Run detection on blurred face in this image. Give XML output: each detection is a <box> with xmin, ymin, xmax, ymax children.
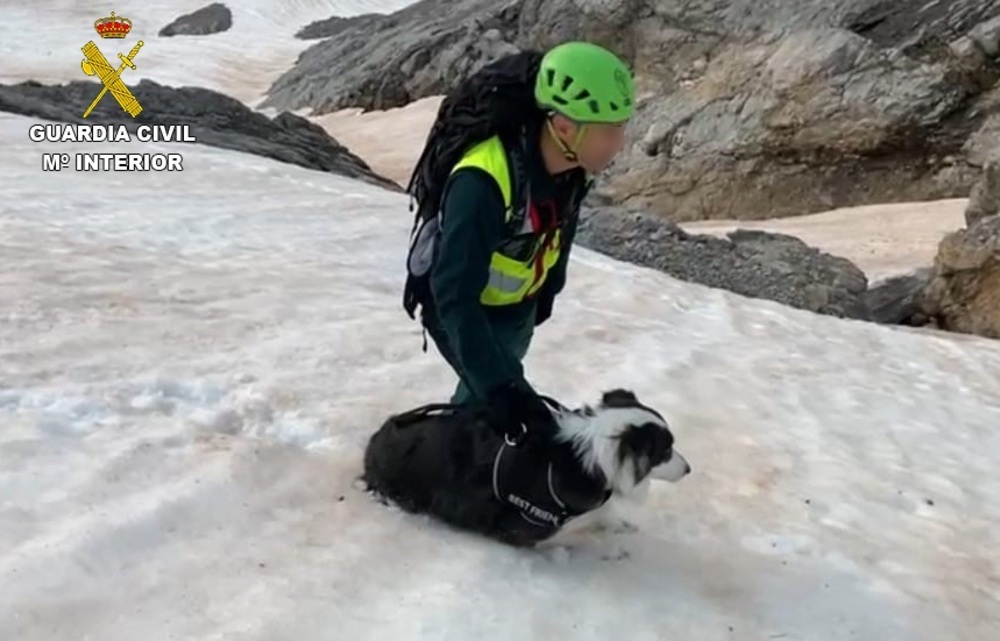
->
<box><xmin>550</xmin><ymin>114</ymin><xmax>628</xmax><ymax>174</ymax></box>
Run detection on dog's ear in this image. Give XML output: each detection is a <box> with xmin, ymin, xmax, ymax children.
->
<box><xmin>601</xmin><ymin>389</ymin><xmax>638</xmax><ymax>408</ymax></box>
<box><xmin>617</xmin><ymin>423</ymin><xmax>674</xmax><ymax>473</ymax></box>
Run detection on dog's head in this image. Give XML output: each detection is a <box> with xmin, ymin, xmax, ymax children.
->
<box><xmin>557</xmin><ymin>389</ymin><xmax>691</xmax><ymax>495</ymax></box>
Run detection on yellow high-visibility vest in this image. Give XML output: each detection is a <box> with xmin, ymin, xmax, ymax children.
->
<box><xmin>450</xmin><ymin>135</ymin><xmax>562</xmax><ymax>306</ymax></box>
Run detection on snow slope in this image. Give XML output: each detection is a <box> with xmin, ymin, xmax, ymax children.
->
<box><xmin>2</xmin><ymin>107</ymin><xmax>1000</xmax><ymax>640</ymax></box>
<box><xmin>0</xmin><ymin>0</ymin><xmax>416</xmax><ymax>104</ymax></box>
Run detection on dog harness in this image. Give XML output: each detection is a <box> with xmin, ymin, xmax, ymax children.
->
<box><xmin>388</xmin><ymin>399</ymin><xmax>611</xmax><ymax>536</ymax></box>
<box><xmin>491</xmin><ymin>394</ymin><xmax>612</xmax><ymax>534</ymax></box>
<box><xmin>491</xmin><ymin>439</ymin><xmax>611</xmax><ymax>533</ymax></box>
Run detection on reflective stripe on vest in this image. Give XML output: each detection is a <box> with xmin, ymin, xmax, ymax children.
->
<box><xmin>450</xmin><ymin>136</ymin><xmax>563</xmax><ymax>306</ymax></box>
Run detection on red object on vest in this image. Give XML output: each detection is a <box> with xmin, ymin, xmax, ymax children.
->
<box><xmin>527</xmin><ymin>199</ymin><xmax>558</xmax><ymax>293</ymax></box>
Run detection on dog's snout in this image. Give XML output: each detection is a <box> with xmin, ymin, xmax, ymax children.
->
<box><xmin>654</xmin><ymin>450</ymin><xmax>691</xmax><ymax>483</ymax></box>
<box><xmin>674</xmin><ymin>452</ymin><xmax>691</xmax><ymax>476</ymax></box>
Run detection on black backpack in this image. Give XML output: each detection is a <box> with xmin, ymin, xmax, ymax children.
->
<box><xmin>402</xmin><ymin>50</ymin><xmax>545</xmax><ymax>321</ymax></box>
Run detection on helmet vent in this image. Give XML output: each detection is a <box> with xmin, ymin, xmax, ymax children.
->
<box><xmin>545</xmin><ymin>68</ymin><xmax>556</xmax><ymax>87</ymax></box>
<box><xmin>573</xmin><ymin>89</ymin><xmax>591</xmax><ymax>100</ymax></box>
<box><xmin>609</xmin><ymin>101</ymin><xmax>619</xmax><ymax>111</ymax></box>
<box><xmin>560</xmin><ymin>75</ymin><xmax>574</xmax><ymax>92</ymax></box>
<box><xmin>551</xmin><ymin>95</ymin><xmax>569</xmax><ymax>106</ymax></box>
<box><xmin>588</xmin><ymin>99</ymin><xmax>600</xmax><ymax>114</ymax></box>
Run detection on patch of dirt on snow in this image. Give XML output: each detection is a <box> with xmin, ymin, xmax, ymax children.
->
<box><xmin>682</xmin><ymin>200</ymin><xmax>968</xmax><ymax>282</ymax></box>
<box><xmin>310</xmin><ymin>96</ymin><xmax>442</xmax><ymax>186</ymax></box>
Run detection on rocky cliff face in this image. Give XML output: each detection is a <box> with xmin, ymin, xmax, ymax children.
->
<box><xmin>262</xmin><ymin>0</ymin><xmax>1000</xmax><ymax>221</ymax></box>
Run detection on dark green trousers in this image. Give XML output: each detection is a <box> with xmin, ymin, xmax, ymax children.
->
<box><xmin>422</xmin><ymin>304</ymin><xmax>536</xmax><ymax>405</ymax></box>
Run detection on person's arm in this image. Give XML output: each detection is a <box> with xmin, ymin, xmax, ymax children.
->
<box><xmin>430</xmin><ymin>168</ymin><xmax>532</xmax><ymax>399</ymax></box>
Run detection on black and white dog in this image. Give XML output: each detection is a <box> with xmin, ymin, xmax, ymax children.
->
<box><xmin>362</xmin><ymin>389</ymin><xmax>690</xmax><ymax>547</ymax></box>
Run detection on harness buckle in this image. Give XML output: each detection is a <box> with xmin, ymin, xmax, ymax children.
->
<box><xmin>504</xmin><ymin>422</ymin><xmax>528</xmax><ymax>447</ymax></box>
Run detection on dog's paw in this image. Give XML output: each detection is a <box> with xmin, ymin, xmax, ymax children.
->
<box><xmin>591</xmin><ymin>518</ymin><xmax>639</xmax><ymax>535</ymax></box>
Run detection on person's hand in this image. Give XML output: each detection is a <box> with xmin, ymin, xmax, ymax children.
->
<box><xmin>484</xmin><ymin>382</ymin><xmax>559</xmax><ymax>444</ymax></box>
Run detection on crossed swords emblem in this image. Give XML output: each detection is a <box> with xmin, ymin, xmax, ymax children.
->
<box><xmin>80</xmin><ymin>40</ymin><xmax>144</xmax><ymax>118</ymax></box>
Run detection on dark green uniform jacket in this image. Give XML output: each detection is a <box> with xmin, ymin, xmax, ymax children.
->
<box><xmin>422</xmin><ymin>125</ymin><xmax>587</xmax><ymax>404</ymax></box>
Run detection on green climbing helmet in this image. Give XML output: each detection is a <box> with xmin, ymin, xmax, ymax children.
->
<box><xmin>534</xmin><ymin>41</ymin><xmax>635</xmax><ymax>124</ymax></box>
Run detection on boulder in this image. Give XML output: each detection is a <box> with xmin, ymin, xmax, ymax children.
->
<box><xmin>0</xmin><ymin>80</ymin><xmax>399</xmax><ymax>191</ymax></box>
<box><xmin>159</xmin><ymin>3</ymin><xmax>233</xmax><ymax>37</ymax></box>
<box><xmin>863</xmin><ymin>269</ymin><xmax>936</xmax><ymax>326</ymax></box>
<box><xmin>575</xmin><ymin>206</ymin><xmax>870</xmax><ymax>320</ymax></box>
<box><xmin>965</xmin><ymin>160</ymin><xmax>1000</xmax><ymax>226</ymax></box>
<box><xmin>296</xmin><ymin>13</ymin><xmax>390</xmax><ymax>40</ymax></box>
<box><xmin>263</xmin><ymin>0</ymin><xmax>1000</xmax><ymax>221</ymax></box>
<box><xmin>920</xmin><ymin>215</ymin><xmax>1000</xmax><ymax>338</ymax></box>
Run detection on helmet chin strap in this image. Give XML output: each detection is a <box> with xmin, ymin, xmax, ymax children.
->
<box><xmin>545</xmin><ymin>118</ymin><xmax>588</xmax><ymax>163</ymax></box>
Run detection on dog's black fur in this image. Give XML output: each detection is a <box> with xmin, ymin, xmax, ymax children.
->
<box><xmin>362</xmin><ymin>389</ymin><xmax>689</xmax><ymax>547</ymax></box>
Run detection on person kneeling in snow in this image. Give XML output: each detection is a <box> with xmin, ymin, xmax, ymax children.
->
<box><xmin>402</xmin><ymin>42</ymin><xmax>636</xmax><ymax>443</ymax></box>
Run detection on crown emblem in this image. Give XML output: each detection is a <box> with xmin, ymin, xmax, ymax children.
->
<box><xmin>94</xmin><ymin>11</ymin><xmax>132</xmax><ymax>39</ymax></box>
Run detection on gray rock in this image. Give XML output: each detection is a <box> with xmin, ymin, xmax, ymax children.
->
<box><xmin>920</xmin><ymin>214</ymin><xmax>1000</xmax><ymax>338</ymax></box>
<box><xmin>262</xmin><ymin>0</ymin><xmax>634</xmax><ymax>114</ymax></box>
<box><xmin>610</xmin><ymin>25</ymin><xmax>974</xmax><ymax>220</ymax></box>
<box><xmin>159</xmin><ymin>3</ymin><xmax>232</xmax><ymax>37</ymax></box>
<box><xmin>969</xmin><ymin>15</ymin><xmax>1000</xmax><ymax>57</ymax></box>
<box><xmin>263</xmin><ymin>0</ymin><xmax>1000</xmax><ymax>221</ymax></box>
<box><xmin>965</xmin><ymin>160</ymin><xmax>1000</xmax><ymax>226</ymax></box>
<box><xmin>575</xmin><ymin>206</ymin><xmax>870</xmax><ymax>320</ymax></box>
<box><xmin>961</xmin><ymin>74</ymin><xmax>1000</xmax><ymax>165</ymax></box>
<box><xmin>863</xmin><ymin>268</ymin><xmax>935</xmax><ymax>325</ymax></box>
<box><xmin>296</xmin><ymin>13</ymin><xmax>390</xmax><ymax>40</ymax></box>
<box><xmin>844</xmin><ymin>0</ymin><xmax>1000</xmax><ymax>58</ymax></box>
<box><xmin>0</xmin><ymin>80</ymin><xmax>399</xmax><ymax>191</ymax></box>
<box><xmin>280</xmin><ymin>0</ymin><xmax>544</xmax><ymax>113</ymax></box>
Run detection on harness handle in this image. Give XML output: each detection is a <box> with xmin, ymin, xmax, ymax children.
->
<box><xmin>504</xmin><ymin>394</ymin><xmax>568</xmax><ymax>447</ymax></box>
<box><xmin>391</xmin><ymin>394</ymin><xmax>568</xmax><ymax>435</ymax></box>
<box><xmin>389</xmin><ymin>402</ymin><xmax>464</xmax><ymax>429</ymax></box>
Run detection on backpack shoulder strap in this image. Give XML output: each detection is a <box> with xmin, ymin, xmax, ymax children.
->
<box><xmin>503</xmin><ymin>128</ymin><xmax>530</xmax><ymax>232</ymax></box>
